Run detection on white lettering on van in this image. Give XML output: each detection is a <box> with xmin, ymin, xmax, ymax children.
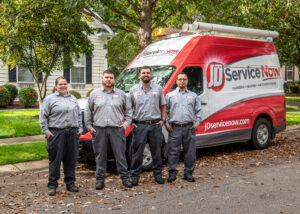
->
<box><xmin>204</xmin><ymin>118</ymin><xmax>250</xmax><ymax>132</ymax></box>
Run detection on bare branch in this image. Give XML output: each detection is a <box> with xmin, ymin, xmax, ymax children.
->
<box><xmin>152</xmin><ymin>0</ymin><xmax>183</xmax><ymax>30</ymax></box>
<box><xmin>83</xmin><ymin>9</ymin><xmax>137</xmax><ymax>33</ymax></box>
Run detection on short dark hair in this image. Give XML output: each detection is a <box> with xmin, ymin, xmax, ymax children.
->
<box><xmin>177</xmin><ymin>72</ymin><xmax>188</xmax><ymax>79</ymax></box>
<box><xmin>103</xmin><ymin>69</ymin><xmax>115</xmax><ymax>76</ymax></box>
<box><xmin>140</xmin><ymin>66</ymin><xmax>152</xmax><ymax>73</ymax></box>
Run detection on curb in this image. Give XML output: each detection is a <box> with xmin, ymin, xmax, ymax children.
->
<box><xmin>0</xmin><ymin>159</ymin><xmax>48</xmax><ymax>177</ymax></box>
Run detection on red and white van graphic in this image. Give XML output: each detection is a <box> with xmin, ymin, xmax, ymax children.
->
<box><xmin>79</xmin><ymin>22</ymin><xmax>286</xmax><ymax>169</ymax></box>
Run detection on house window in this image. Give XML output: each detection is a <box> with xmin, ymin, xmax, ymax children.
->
<box><xmin>18</xmin><ymin>67</ymin><xmax>34</xmax><ymax>83</ymax></box>
<box><xmin>287</xmin><ymin>66</ymin><xmax>293</xmax><ymax>81</ymax></box>
<box><xmin>71</xmin><ymin>54</ymin><xmax>85</xmax><ymax>83</ymax></box>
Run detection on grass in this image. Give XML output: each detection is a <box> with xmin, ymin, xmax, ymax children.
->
<box><xmin>0</xmin><ymin>141</ymin><xmax>47</xmax><ymax>165</ymax></box>
<box><xmin>286</xmin><ymin>113</ymin><xmax>300</xmax><ymax>125</ymax></box>
<box><xmin>0</xmin><ymin>110</ymin><xmax>42</xmax><ymax>139</ymax></box>
<box><xmin>286</xmin><ymin>96</ymin><xmax>300</xmax><ymax>102</ymax></box>
<box><xmin>286</xmin><ymin>105</ymin><xmax>299</xmax><ymax>111</ymax></box>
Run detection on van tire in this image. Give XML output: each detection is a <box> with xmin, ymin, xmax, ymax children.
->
<box><xmin>126</xmin><ymin>138</ymin><xmax>153</xmax><ymax>171</ymax></box>
<box><xmin>249</xmin><ymin>118</ymin><xmax>271</xmax><ymax>149</ymax></box>
<box><xmin>126</xmin><ymin>136</ymin><xmax>166</xmax><ymax>171</ymax></box>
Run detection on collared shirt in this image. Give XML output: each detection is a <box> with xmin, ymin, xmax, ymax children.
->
<box><xmin>84</xmin><ymin>87</ymin><xmax>132</xmax><ymax>130</ymax></box>
<box><xmin>165</xmin><ymin>88</ymin><xmax>202</xmax><ymax>127</ymax></box>
<box><xmin>129</xmin><ymin>82</ymin><xmax>166</xmax><ymax>121</ymax></box>
<box><xmin>39</xmin><ymin>91</ymin><xmax>82</xmax><ymax>135</ymax></box>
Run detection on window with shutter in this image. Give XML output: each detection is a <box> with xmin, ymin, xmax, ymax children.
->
<box><xmin>71</xmin><ymin>54</ymin><xmax>85</xmax><ymax>84</ymax></box>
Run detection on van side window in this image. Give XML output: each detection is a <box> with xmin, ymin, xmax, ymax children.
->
<box><xmin>181</xmin><ymin>67</ymin><xmax>203</xmax><ymax>95</ymax></box>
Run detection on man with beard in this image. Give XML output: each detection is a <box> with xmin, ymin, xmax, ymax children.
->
<box><xmin>85</xmin><ymin>69</ymin><xmax>133</xmax><ymax>190</ymax></box>
<box><xmin>129</xmin><ymin>66</ymin><xmax>166</xmax><ymax>186</ymax></box>
<box><xmin>165</xmin><ymin>72</ymin><xmax>201</xmax><ymax>183</ymax></box>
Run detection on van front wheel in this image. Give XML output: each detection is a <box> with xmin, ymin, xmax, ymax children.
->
<box><xmin>249</xmin><ymin>118</ymin><xmax>271</xmax><ymax>149</ymax></box>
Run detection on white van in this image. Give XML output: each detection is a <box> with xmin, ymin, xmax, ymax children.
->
<box><xmin>79</xmin><ymin>22</ymin><xmax>286</xmax><ymax>170</ymax></box>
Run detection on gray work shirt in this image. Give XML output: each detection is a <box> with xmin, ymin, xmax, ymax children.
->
<box><xmin>84</xmin><ymin>87</ymin><xmax>132</xmax><ymax>130</ymax></box>
<box><xmin>165</xmin><ymin>88</ymin><xmax>202</xmax><ymax>127</ymax></box>
<box><xmin>39</xmin><ymin>91</ymin><xmax>83</xmax><ymax>136</ymax></box>
<box><xmin>129</xmin><ymin>82</ymin><xmax>166</xmax><ymax>121</ymax></box>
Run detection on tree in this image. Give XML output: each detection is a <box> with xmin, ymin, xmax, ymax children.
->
<box><xmin>0</xmin><ymin>0</ymin><xmax>94</xmax><ymax>105</ymax></box>
<box><xmin>85</xmin><ymin>0</ymin><xmax>193</xmax><ymax>50</ymax></box>
<box><xmin>192</xmin><ymin>0</ymin><xmax>300</xmax><ymax>67</ymax></box>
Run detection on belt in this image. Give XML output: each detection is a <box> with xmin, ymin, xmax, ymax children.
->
<box><xmin>134</xmin><ymin>119</ymin><xmax>161</xmax><ymax>125</ymax></box>
<box><xmin>170</xmin><ymin>122</ymin><xmax>193</xmax><ymax>127</ymax></box>
<box><xmin>49</xmin><ymin>127</ymin><xmax>77</xmax><ymax>131</ymax></box>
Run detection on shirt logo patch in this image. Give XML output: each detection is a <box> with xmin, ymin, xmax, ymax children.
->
<box><xmin>135</xmin><ymin>92</ymin><xmax>142</xmax><ymax>98</ymax></box>
<box><xmin>171</xmin><ymin>95</ymin><xmax>178</xmax><ymax>99</ymax></box>
<box><xmin>69</xmin><ymin>98</ymin><xmax>76</xmax><ymax>102</ymax></box>
<box><xmin>113</xmin><ymin>94</ymin><xmax>119</xmax><ymax>98</ymax></box>
<box><xmin>187</xmin><ymin>95</ymin><xmax>194</xmax><ymax>99</ymax></box>
<box><xmin>151</xmin><ymin>91</ymin><xmax>158</xmax><ymax>97</ymax></box>
<box><xmin>97</xmin><ymin>95</ymin><xmax>103</xmax><ymax>98</ymax></box>
<box><xmin>55</xmin><ymin>99</ymin><xmax>61</xmax><ymax>102</ymax></box>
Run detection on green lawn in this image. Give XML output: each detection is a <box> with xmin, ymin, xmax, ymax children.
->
<box><xmin>286</xmin><ymin>113</ymin><xmax>300</xmax><ymax>125</ymax></box>
<box><xmin>286</xmin><ymin>96</ymin><xmax>300</xmax><ymax>102</ymax></box>
<box><xmin>0</xmin><ymin>141</ymin><xmax>47</xmax><ymax>165</ymax></box>
<box><xmin>286</xmin><ymin>105</ymin><xmax>299</xmax><ymax>110</ymax></box>
<box><xmin>0</xmin><ymin>110</ymin><xmax>42</xmax><ymax>138</ymax></box>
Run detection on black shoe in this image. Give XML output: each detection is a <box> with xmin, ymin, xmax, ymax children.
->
<box><xmin>131</xmin><ymin>177</ymin><xmax>139</xmax><ymax>186</ymax></box>
<box><xmin>155</xmin><ymin>175</ymin><xmax>165</xmax><ymax>184</ymax></box>
<box><xmin>122</xmin><ymin>179</ymin><xmax>133</xmax><ymax>188</ymax></box>
<box><xmin>167</xmin><ymin>174</ymin><xmax>177</xmax><ymax>183</ymax></box>
<box><xmin>67</xmin><ymin>184</ymin><xmax>79</xmax><ymax>192</ymax></box>
<box><xmin>48</xmin><ymin>188</ymin><xmax>56</xmax><ymax>196</ymax></box>
<box><xmin>183</xmin><ymin>174</ymin><xmax>195</xmax><ymax>182</ymax></box>
<box><xmin>95</xmin><ymin>180</ymin><xmax>105</xmax><ymax>190</ymax></box>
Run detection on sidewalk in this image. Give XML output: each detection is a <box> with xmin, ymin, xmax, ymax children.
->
<box><xmin>0</xmin><ymin>135</ymin><xmax>48</xmax><ymax>176</ymax></box>
<box><xmin>0</xmin><ymin>135</ymin><xmax>45</xmax><ymax>146</ymax></box>
<box><xmin>0</xmin><ymin>159</ymin><xmax>48</xmax><ymax>177</ymax></box>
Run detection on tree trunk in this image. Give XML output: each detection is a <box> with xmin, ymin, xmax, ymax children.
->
<box><xmin>138</xmin><ymin>0</ymin><xmax>153</xmax><ymax>49</ymax></box>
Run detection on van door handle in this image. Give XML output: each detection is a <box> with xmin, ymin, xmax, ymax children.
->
<box><xmin>201</xmin><ymin>102</ymin><xmax>207</xmax><ymax>105</ymax></box>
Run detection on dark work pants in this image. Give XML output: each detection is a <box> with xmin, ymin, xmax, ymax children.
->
<box><xmin>93</xmin><ymin>127</ymin><xmax>130</xmax><ymax>181</ymax></box>
<box><xmin>167</xmin><ymin>124</ymin><xmax>196</xmax><ymax>176</ymax></box>
<box><xmin>131</xmin><ymin>123</ymin><xmax>163</xmax><ymax>178</ymax></box>
<box><xmin>46</xmin><ymin>128</ymin><xmax>79</xmax><ymax>189</ymax></box>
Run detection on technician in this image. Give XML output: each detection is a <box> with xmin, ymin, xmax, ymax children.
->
<box><xmin>39</xmin><ymin>76</ymin><xmax>82</xmax><ymax>196</ymax></box>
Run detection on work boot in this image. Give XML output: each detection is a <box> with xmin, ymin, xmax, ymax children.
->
<box><xmin>131</xmin><ymin>177</ymin><xmax>139</xmax><ymax>186</ymax></box>
<box><xmin>183</xmin><ymin>173</ymin><xmax>195</xmax><ymax>182</ymax></box>
<box><xmin>95</xmin><ymin>180</ymin><xmax>105</xmax><ymax>190</ymax></box>
<box><xmin>67</xmin><ymin>184</ymin><xmax>79</xmax><ymax>192</ymax></box>
<box><xmin>48</xmin><ymin>188</ymin><xmax>56</xmax><ymax>196</ymax></box>
<box><xmin>167</xmin><ymin>174</ymin><xmax>177</xmax><ymax>183</ymax></box>
<box><xmin>154</xmin><ymin>175</ymin><xmax>165</xmax><ymax>184</ymax></box>
<box><xmin>122</xmin><ymin>179</ymin><xmax>133</xmax><ymax>188</ymax></box>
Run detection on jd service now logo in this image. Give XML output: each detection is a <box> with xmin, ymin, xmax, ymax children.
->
<box><xmin>207</xmin><ymin>62</ymin><xmax>281</xmax><ymax>91</ymax></box>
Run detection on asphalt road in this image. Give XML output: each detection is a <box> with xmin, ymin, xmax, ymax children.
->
<box><xmin>66</xmin><ymin>157</ymin><xmax>298</xmax><ymax>214</ymax></box>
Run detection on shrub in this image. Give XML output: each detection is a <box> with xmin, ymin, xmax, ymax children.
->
<box><xmin>86</xmin><ymin>89</ymin><xmax>94</xmax><ymax>97</ymax></box>
<box><xmin>69</xmin><ymin>90</ymin><xmax>81</xmax><ymax>99</ymax></box>
<box><xmin>3</xmin><ymin>84</ymin><xmax>18</xmax><ymax>104</ymax></box>
<box><xmin>0</xmin><ymin>86</ymin><xmax>10</xmax><ymax>107</ymax></box>
<box><xmin>284</xmin><ymin>81</ymin><xmax>300</xmax><ymax>94</ymax></box>
<box><xmin>18</xmin><ymin>87</ymin><xmax>38</xmax><ymax>108</ymax></box>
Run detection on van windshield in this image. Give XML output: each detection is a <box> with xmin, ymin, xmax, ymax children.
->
<box><xmin>115</xmin><ymin>66</ymin><xmax>176</xmax><ymax>92</ymax></box>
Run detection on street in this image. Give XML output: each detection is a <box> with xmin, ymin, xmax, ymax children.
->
<box><xmin>1</xmin><ymin>125</ymin><xmax>300</xmax><ymax>214</ymax></box>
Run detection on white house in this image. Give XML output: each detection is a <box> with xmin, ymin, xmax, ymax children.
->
<box><xmin>281</xmin><ymin>65</ymin><xmax>300</xmax><ymax>82</ymax></box>
<box><xmin>0</xmin><ymin>14</ymin><xmax>114</xmax><ymax>98</ymax></box>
